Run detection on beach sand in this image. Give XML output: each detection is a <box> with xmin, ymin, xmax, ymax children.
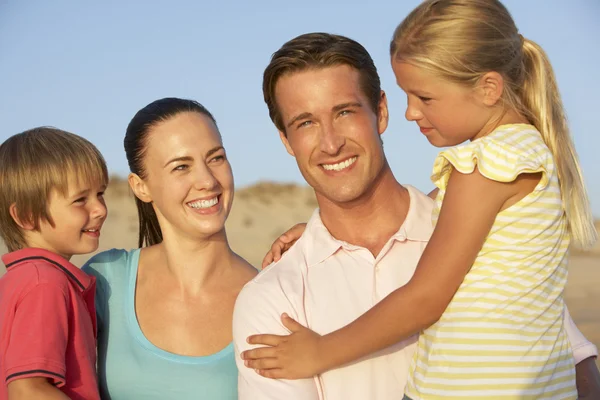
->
<box><xmin>1</xmin><ymin>180</ymin><xmax>598</xmax><ymax>367</ymax></box>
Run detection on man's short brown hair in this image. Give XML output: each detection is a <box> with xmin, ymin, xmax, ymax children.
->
<box><xmin>263</xmin><ymin>32</ymin><xmax>382</xmax><ymax>133</ymax></box>
<box><xmin>0</xmin><ymin>127</ymin><xmax>108</xmax><ymax>251</ymax></box>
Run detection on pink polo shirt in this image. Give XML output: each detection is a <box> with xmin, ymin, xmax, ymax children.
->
<box><xmin>0</xmin><ymin>248</ymin><xmax>99</xmax><ymax>400</ymax></box>
<box><xmin>233</xmin><ymin>185</ymin><xmax>598</xmax><ymax>400</ymax></box>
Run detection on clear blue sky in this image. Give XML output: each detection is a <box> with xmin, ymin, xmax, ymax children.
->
<box><xmin>1</xmin><ymin>0</ymin><xmax>599</xmax><ymax>215</ymax></box>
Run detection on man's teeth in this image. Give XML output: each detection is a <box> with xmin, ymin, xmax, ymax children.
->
<box><xmin>322</xmin><ymin>157</ymin><xmax>357</xmax><ymax>171</ymax></box>
<box><xmin>188</xmin><ymin>197</ymin><xmax>219</xmax><ymax>209</ymax></box>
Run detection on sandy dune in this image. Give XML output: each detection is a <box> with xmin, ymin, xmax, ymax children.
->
<box><xmin>1</xmin><ymin>180</ymin><xmax>598</xmax><ymax>367</ymax></box>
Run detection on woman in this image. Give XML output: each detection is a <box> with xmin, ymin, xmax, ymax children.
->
<box><xmin>84</xmin><ymin>98</ymin><xmax>257</xmax><ymax>399</ymax></box>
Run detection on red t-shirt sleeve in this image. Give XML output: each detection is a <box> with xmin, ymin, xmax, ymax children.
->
<box><xmin>4</xmin><ymin>283</ymin><xmax>69</xmax><ymax>387</ymax></box>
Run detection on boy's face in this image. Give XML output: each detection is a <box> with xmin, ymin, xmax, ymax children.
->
<box><xmin>26</xmin><ymin>178</ymin><xmax>107</xmax><ymax>260</ymax></box>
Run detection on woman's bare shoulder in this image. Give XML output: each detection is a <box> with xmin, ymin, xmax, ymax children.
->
<box><xmin>231</xmin><ymin>253</ymin><xmax>259</xmax><ymax>283</ymax></box>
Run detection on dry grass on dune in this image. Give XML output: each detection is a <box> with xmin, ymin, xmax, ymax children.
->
<box><xmin>0</xmin><ymin>178</ymin><xmax>598</xmax><ymax>367</ymax></box>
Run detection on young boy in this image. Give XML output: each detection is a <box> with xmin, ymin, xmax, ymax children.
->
<box><xmin>0</xmin><ymin>127</ymin><xmax>107</xmax><ymax>400</ymax></box>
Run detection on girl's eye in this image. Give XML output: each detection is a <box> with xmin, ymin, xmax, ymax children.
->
<box><xmin>419</xmin><ymin>96</ymin><xmax>432</xmax><ymax>102</ymax></box>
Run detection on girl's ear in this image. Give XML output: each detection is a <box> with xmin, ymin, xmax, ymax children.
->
<box><xmin>479</xmin><ymin>71</ymin><xmax>504</xmax><ymax>107</ymax></box>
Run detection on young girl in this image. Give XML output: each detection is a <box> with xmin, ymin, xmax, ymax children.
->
<box><xmin>241</xmin><ymin>0</ymin><xmax>597</xmax><ymax>398</ymax></box>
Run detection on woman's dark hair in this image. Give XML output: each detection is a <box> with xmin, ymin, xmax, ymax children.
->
<box><xmin>124</xmin><ymin>97</ymin><xmax>217</xmax><ymax>247</ymax></box>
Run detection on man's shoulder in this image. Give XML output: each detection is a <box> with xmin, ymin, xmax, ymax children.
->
<box><xmin>236</xmin><ymin>239</ymin><xmax>308</xmax><ymax>313</ymax></box>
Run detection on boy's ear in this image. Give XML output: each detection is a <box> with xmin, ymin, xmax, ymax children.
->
<box><xmin>128</xmin><ymin>173</ymin><xmax>152</xmax><ymax>203</ymax></box>
<box><xmin>9</xmin><ymin>203</ymin><xmax>35</xmax><ymax>230</ymax></box>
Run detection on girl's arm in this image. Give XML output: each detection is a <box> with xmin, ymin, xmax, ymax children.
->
<box><xmin>243</xmin><ymin>169</ymin><xmax>523</xmax><ymax>379</ymax></box>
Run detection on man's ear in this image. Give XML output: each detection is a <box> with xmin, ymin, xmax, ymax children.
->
<box><xmin>479</xmin><ymin>71</ymin><xmax>504</xmax><ymax>107</ymax></box>
<box><xmin>279</xmin><ymin>130</ymin><xmax>295</xmax><ymax>157</ymax></box>
<box><xmin>377</xmin><ymin>90</ymin><xmax>390</xmax><ymax>136</ymax></box>
<box><xmin>128</xmin><ymin>173</ymin><xmax>152</xmax><ymax>203</ymax></box>
<box><xmin>9</xmin><ymin>203</ymin><xmax>34</xmax><ymax>230</ymax></box>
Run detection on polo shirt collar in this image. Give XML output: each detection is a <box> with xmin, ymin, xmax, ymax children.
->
<box><xmin>303</xmin><ymin>185</ymin><xmax>434</xmax><ymax>267</ymax></box>
<box><xmin>393</xmin><ymin>185</ymin><xmax>434</xmax><ymax>242</ymax></box>
<box><xmin>2</xmin><ymin>248</ymin><xmax>93</xmax><ymax>292</ymax></box>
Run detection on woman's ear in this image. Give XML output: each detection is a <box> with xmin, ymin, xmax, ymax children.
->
<box><xmin>128</xmin><ymin>173</ymin><xmax>152</xmax><ymax>203</ymax></box>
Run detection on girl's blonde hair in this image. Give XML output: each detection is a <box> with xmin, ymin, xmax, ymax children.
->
<box><xmin>391</xmin><ymin>0</ymin><xmax>597</xmax><ymax>249</ymax></box>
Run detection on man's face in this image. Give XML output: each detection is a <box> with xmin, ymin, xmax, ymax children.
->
<box><xmin>275</xmin><ymin>65</ymin><xmax>389</xmax><ymax>204</ymax></box>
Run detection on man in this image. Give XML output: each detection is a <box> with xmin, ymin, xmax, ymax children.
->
<box><xmin>232</xmin><ymin>32</ymin><xmax>599</xmax><ymax>399</ymax></box>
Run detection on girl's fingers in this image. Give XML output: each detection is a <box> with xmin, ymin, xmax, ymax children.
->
<box><xmin>262</xmin><ymin>253</ymin><xmax>274</xmax><ymax>269</ymax></box>
<box><xmin>281</xmin><ymin>313</ymin><xmax>305</xmax><ymax>332</ymax></box>
<box><xmin>244</xmin><ymin>357</ymin><xmax>281</xmax><ymax>370</ymax></box>
<box><xmin>256</xmin><ymin>368</ymin><xmax>287</xmax><ymax>379</ymax></box>
<box><xmin>242</xmin><ymin>346</ymin><xmax>278</xmax><ymax>360</ymax></box>
<box><xmin>246</xmin><ymin>333</ymin><xmax>287</xmax><ymax>346</ymax></box>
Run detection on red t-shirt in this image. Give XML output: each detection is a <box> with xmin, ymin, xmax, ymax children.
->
<box><xmin>0</xmin><ymin>248</ymin><xmax>99</xmax><ymax>400</ymax></box>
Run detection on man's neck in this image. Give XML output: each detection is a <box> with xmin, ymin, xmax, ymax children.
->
<box><xmin>316</xmin><ymin>166</ymin><xmax>410</xmax><ymax>257</ymax></box>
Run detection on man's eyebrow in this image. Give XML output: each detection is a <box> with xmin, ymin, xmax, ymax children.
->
<box><xmin>332</xmin><ymin>102</ymin><xmax>362</xmax><ymax>113</ymax></box>
<box><xmin>206</xmin><ymin>146</ymin><xmax>224</xmax><ymax>158</ymax></box>
<box><xmin>286</xmin><ymin>112</ymin><xmax>313</xmax><ymax>128</ymax></box>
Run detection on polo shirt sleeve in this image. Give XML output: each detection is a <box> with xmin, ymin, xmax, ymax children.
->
<box><xmin>233</xmin><ymin>281</ymin><xmax>320</xmax><ymax>400</ymax></box>
<box><xmin>4</xmin><ymin>282</ymin><xmax>69</xmax><ymax>387</ymax></box>
<box><xmin>563</xmin><ymin>305</ymin><xmax>598</xmax><ymax>364</ymax></box>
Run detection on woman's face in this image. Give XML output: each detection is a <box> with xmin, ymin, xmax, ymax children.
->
<box><xmin>137</xmin><ymin>111</ymin><xmax>234</xmax><ymax>241</ymax></box>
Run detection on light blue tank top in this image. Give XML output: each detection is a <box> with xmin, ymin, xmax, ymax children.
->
<box><xmin>83</xmin><ymin>249</ymin><xmax>238</xmax><ymax>399</ymax></box>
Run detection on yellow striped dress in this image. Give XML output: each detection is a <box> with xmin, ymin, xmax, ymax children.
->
<box><xmin>405</xmin><ymin>124</ymin><xmax>576</xmax><ymax>399</ymax></box>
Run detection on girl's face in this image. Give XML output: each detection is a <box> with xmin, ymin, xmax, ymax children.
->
<box><xmin>392</xmin><ymin>61</ymin><xmax>494</xmax><ymax>147</ymax></box>
<box><xmin>134</xmin><ymin>112</ymin><xmax>234</xmax><ymax>241</ymax></box>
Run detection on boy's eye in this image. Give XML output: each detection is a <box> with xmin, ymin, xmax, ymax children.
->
<box><xmin>97</xmin><ymin>191</ymin><xmax>105</xmax><ymax>198</ymax></box>
<box><xmin>73</xmin><ymin>197</ymin><xmax>86</xmax><ymax>204</ymax></box>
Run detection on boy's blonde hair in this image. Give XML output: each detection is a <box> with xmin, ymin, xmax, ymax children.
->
<box><xmin>390</xmin><ymin>0</ymin><xmax>597</xmax><ymax>249</ymax></box>
<box><xmin>0</xmin><ymin>127</ymin><xmax>108</xmax><ymax>252</ymax></box>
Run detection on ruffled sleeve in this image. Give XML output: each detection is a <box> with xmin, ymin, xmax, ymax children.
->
<box><xmin>431</xmin><ymin>134</ymin><xmax>552</xmax><ymax>191</ymax></box>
